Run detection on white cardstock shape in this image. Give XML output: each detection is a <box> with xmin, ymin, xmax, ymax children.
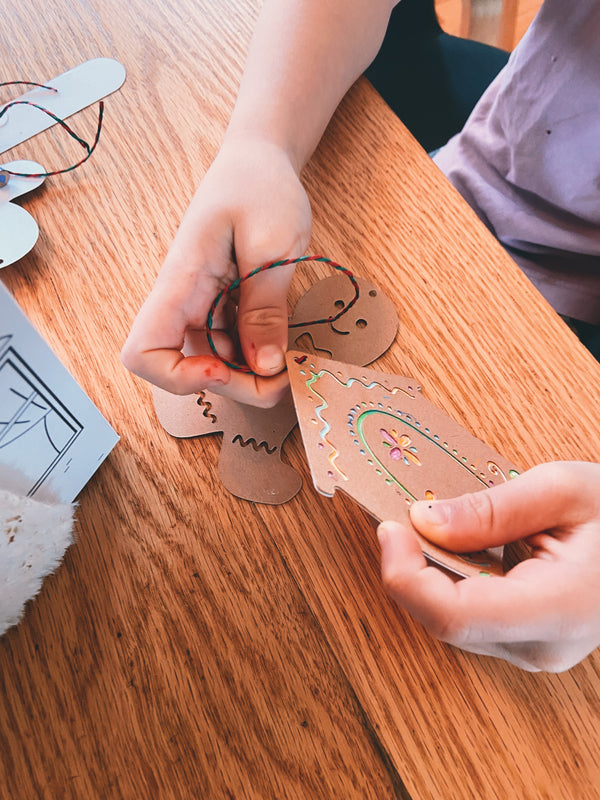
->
<box><xmin>0</xmin><ymin>160</ymin><xmax>45</xmax><ymax>268</ymax></box>
<box><xmin>0</xmin><ymin>58</ymin><xmax>126</xmax><ymax>154</ymax></box>
<box><xmin>0</xmin><ymin>59</ymin><xmax>126</xmax><ymax>266</ymax></box>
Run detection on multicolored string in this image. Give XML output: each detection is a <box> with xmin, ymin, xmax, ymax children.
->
<box><xmin>206</xmin><ymin>255</ymin><xmax>360</xmax><ymax>373</ymax></box>
<box><xmin>0</xmin><ymin>81</ymin><xmax>104</xmax><ymax>180</ymax></box>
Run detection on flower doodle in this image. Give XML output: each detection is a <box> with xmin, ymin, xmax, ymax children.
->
<box><xmin>380</xmin><ymin>428</ymin><xmax>422</xmax><ymax>466</ymax></box>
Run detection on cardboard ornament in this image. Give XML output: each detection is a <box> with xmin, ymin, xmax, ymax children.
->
<box><xmin>286</xmin><ymin>350</ymin><xmax>521</xmax><ymax>578</ymax></box>
<box><xmin>153</xmin><ymin>275</ymin><xmax>399</xmax><ymax>503</ymax></box>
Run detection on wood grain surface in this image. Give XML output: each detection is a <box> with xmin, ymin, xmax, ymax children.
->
<box><xmin>2</xmin><ymin>1</ymin><xmax>600</xmax><ymax>798</ymax></box>
<box><xmin>436</xmin><ymin>0</ymin><xmax>541</xmax><ymax>49</ymax></box>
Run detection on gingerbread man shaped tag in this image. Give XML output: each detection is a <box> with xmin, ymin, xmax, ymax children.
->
<box><xmin>152</xmin><ymin>274</ymin><xmax>399</xmax><ymax>504</ymax></box>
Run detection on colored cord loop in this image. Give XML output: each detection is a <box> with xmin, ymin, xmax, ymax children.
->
<box><xmin>0</xmin><ymin>81</ymin><xmax>104</xmax><ymax>179</ymax></box>
<box><xmin>206</xmin><ymin>255</ymin><xmax>360</xmax><ymax>374</ymax></box>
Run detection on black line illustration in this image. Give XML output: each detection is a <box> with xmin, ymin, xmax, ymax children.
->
<box><xmin>0</xmin><ymin>334</ymin><xmax>84</xmax><ymax>496</ymax></box>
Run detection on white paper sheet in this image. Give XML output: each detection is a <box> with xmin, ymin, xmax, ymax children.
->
<box><xmin>0</xmin><ymin>281</ymin><xmax>119</xmax><ymax>502</ymax></box>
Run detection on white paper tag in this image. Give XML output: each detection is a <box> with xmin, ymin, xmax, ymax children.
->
<box><xmin>0</xmin><ymin>58</ymin><xmax>126</xmax><ymax>154</ymax></box>
<box><xmin>0</xmin><ymin>160</ymin><xmax>45</xmax><ymax>268</ymax></box>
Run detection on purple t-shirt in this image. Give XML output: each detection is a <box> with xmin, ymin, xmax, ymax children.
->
<box><xmin>434</xmin><ymin>0</ymin><xmax>600</xmax><ymax>323</ymax></box>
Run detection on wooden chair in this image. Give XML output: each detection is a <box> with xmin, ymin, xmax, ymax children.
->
<box><xmin>462</xmin><ymin>0</ymin><xmax>518</xmax><ymax>50</ymax></box>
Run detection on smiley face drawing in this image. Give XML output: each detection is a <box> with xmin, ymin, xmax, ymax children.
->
<box><xmin>288</xmin><ymin>274</ymin><xmax>398</xmax><ymax>364</ymax></box>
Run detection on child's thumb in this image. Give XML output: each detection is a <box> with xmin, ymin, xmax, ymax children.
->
<box><xmin>237</xmin><ymin>261</ymin><xmax>296</xmax><ymax>376</ymax></box>
<box><xmin>408</xmin><ymin>462</ymin><xmax>589</xmax><ymax>553</ymax></box>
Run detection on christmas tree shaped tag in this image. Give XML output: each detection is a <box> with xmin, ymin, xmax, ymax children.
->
<box><xmin>287</xmin><ymin>350</ymin><xmax>520</xmax><ymax>578</ymax></box>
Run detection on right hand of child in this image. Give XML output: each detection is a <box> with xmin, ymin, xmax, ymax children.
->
<box><xmin>121</xmin><ymin>135</ymin><xmax>312</xmax><ymax>406</ymax></box>
<box><xmin>378</xmin><ymin>461</ymin><xmax>600</xmax><ymax>672</ymax></box>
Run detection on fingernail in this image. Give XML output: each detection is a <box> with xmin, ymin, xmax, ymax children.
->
<box><xmin>411</xmin><ymin>500</ymin><xmax>449</xmax><ymax>526</ymax></box>
<box><xmin>256</xmin><ymin>345</ymin><xmax>285</xmax><ymax>373</ymax></box>
<box><xmin>377</xmin><ymin>521</ymin><xmax>398</xmax><ymax>546</ymax></box>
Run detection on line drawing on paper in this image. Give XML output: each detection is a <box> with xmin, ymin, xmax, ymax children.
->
<box><xmin>0</xmin><ymin>334</ymin><xmax>83</xmax><ymax>496</ymax></box>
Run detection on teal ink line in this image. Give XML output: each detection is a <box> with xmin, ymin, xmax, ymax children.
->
<box><xmin>355</xmin><ymin>410</ymin><xmax>418</xmax><ymax>501</ymax></box>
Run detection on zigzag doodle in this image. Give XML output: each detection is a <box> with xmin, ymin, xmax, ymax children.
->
<box><xmin>196</xmin><ymin>391</ymin><xmax>217</xmax><ymax>424</ymax></box>
<box><xmin>232</xmin><ymin>434</ymin><xmax>277</xmax><ymax>455</ymax></box>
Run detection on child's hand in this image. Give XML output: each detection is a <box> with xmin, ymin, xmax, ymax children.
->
<box><xmin>121</xmin><ymin>137</ymin><xmax>312</xmax><ymax>407</ymax></box>
<box><xmin>377</xmin><ymin>461</ymin><xmax>600</xmax><ymax>672</ymax></box>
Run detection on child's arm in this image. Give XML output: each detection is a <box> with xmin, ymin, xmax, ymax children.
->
<box><xmin>378</xmin><ymin>461</ymin><xmax>600</xmax><ymax>672</ymax></box>
<box><xmin>121</xmin><ymin>0</ymin><xmax>398</xmax><ymax>404</ymax></box>
<box><xmin>225</xmin><ymin>0</ymin><xmax>398</xmax><ymax>173</ymax></box>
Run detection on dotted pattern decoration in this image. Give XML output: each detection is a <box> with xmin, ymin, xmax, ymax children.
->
<box><xmin>206</xmin><ymin>255</ymin><xmax>360</xmax><ymax>373</ymax></box>
<box><xmin>346</xmin><ymin>402</ymin><xmax>519</xmax><ymax>496</ymax></box>
<box><xmin>296</xmin><ymin>361</ymin><xmax>518</xmax><ymax>576</ymax></box>
<box><xmin>0</xmin><ymin>81</ymin><xmax>104</xmax><ymax>180</ymax></box>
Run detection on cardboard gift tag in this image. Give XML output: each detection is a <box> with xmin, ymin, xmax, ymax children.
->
<box><xmin>287</xmin><ymin>350</ymin><xmax>520</xmax><ymax>578</ymax></box>
<box><xmin>153</xmin><ymin>274</ymin><xmax>400</xmax><ymax>504</ymax></box>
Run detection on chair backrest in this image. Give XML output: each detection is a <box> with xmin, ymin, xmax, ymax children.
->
<box><xmin>364</xmin><ymin>0</ymin><xmax>510</xmax><ymax>151</ymax></box>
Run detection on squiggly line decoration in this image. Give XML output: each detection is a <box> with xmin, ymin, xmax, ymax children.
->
<box><xmin>305</xmin><ymin>372</ymin><xmax>348</xmax><ymax>479</ymax></box>
<box><xmin>232</xmin><ymin>435</ymin><xmax>277</xmax><ymax>454</ymax></box>
<box><xmin>304</xmin><ymin>369</ymin><xmax>415</xmax><ymax>481</ymax></box>
<box><xmin>196</xmin><ymin>392</ymin><xmax>217</xmax><ymax>424</ymax></box>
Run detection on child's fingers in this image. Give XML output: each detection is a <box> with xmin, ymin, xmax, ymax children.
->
<box><xmin>377</xmin><ymin>520</ymin><xmax>592</xmax><ymax>648</ymax></box>
<box><xmin>211</xmin><ymin>368</ymin><xmax>291</xmax><ymax>408</ymax></box>
<box><xmin>237</xmin><ymin>262</ymin><xmax>296</xmax><ymax>376</ymax></box>
<box><xmin>408</xmin><ymin>462</ymin><xmax>600</xmax><ymax>552</ymax></box>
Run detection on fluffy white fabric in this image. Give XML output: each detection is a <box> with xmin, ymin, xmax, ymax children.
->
<box><xmin>0</xmin><ymin>485</ymin><xmax>74</xmax><ymax>636</ymax></box>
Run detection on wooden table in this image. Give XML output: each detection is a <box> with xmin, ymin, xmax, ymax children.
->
<box><xmin>2</xmin><ymin>1</ymin><xmax>600</xmax><ymax>798</ymax></box>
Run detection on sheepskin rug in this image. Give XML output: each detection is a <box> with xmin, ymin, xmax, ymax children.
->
<box><xmin>0</xmin><ymin>485</ymin><xmax>74</xmax><ymax>636</ymax></box>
